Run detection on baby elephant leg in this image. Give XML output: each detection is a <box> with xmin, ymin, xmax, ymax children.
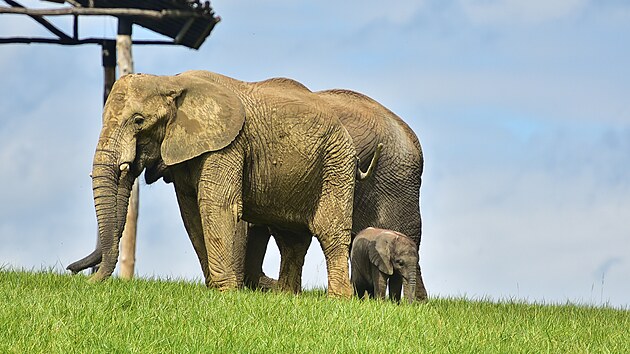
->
<box><xmin>371</xmin><ymin>266</ymin><xmax>388</xmax><ymax>300</ymax></box>
<box><xmin>388</xmin><ymin>273</ymin><xmax>403</xmax><ymax>303</ymax></box>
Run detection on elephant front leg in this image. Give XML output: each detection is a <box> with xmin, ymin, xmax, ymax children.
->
<box><xmin>198</xmin><ymin>201</ymin><xmax>242</xmax><ymax>290</ymax></box>
<box><xmin>196</xmin><ymin>154</ymin><xmax>244</xmax><ymax>291</ymax></box>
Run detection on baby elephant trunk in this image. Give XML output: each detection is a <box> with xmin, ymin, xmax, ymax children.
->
<box><xmin>403</xmin><ymin>269</ymin><xmax>417</xmax><ymax>304</ymax></box>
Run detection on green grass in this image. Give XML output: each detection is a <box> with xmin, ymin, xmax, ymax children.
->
<box><xmin>0</xmin><ymin>269</ymin><xmax>628</xmax><ymax>353</ymax></box>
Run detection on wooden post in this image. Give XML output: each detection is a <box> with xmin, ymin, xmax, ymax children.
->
<box><xmin>117</xmin><ymin>18</ymin><xmax>138</xmax><ymax>280</ymax></box>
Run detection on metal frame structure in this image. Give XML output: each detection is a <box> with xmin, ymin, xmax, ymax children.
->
<box><xmin>0</xmin><ymin>0</ymin><xmax>219</xmax><ymax>48</ymax></box>
<box><xmin>1</xmin><ymin>0</ymin><xmax>220</xmax><ymax>278</ymax></box>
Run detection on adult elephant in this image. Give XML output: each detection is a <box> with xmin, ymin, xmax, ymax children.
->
<box><xmin>67</xmin><ymin>70</ymin><xmax>366</xmax><ymax>297</ymax></box>
<box><xmin>243</xmin><ymin>82</ymin><xmax>428</xmax><ymax>301</ymax></box>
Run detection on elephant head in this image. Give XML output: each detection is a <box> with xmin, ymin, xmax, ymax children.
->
<box><xmin>67</xmin><ymin>72</ymin><xmax>246</xmax><ymax>281</ymax></box>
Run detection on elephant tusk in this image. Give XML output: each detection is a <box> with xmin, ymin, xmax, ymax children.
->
<box><xmin>119</xmin><ymin>163</ymin><xmax>130</xmax><ymax>172</ymax></box>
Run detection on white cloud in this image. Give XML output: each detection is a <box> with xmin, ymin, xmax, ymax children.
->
<box><xmin>458</xmin><ymin>0</ymin><xmax>589</xmax><ymax>26</ymax></box>
<box><xmin>421</xmin><ymin>155</ymin><xmax>630</xmax><ymax>307</ymax></box>
<box><xmin>331</xmin><ymin>0</ymin><xmax>426</xmax><ymax>27</ymax></box>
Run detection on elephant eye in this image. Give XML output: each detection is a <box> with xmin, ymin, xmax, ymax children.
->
<box><xmin>133</xmin><ymin>115</ymin><xmax>145</xmax><ymax>125</ymax></box>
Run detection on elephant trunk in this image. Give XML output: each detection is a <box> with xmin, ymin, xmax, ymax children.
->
<box><xmin>403</xmin><ymin>269</ymin><xmax>417</xmax><ymax>304</ymax></box>
<box><xmin>68</xmin><ymin>130</ymin><xmax>135</xmax><ymax>281</ymax></box>
<box><xmin>90</xmin><ymin>147</ymin><xmax>135</xmax><ymax>282</ymax></box>
<box><xmin>66</xmin><ymin>248</ymin><xmax>101</xmax><ymax>274</ymax></box>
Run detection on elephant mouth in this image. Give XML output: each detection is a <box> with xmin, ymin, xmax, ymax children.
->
<box><xmin>144</xmin><ymin>159</ymin><xmax>171</xmax><ymax>184</ymax></box>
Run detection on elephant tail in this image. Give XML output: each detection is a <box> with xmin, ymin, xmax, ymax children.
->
<box><xmin>356</xmin><ymin>143</ymin><xmax>383</xmax><ymax>181</ymax></box>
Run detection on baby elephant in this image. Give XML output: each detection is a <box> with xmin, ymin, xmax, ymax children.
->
<box><xmin>351</xmin><ymin>227</ymin><xmax>419</xmax><ymax>303</ymax></box>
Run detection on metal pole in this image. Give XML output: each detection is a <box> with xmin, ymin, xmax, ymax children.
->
<box><xmin>102</xmin><ymin>40</ymin><xmax>116</xmax><ymax>106</ymax></box>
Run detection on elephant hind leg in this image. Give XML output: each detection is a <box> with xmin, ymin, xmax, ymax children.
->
<box><xmin>244</xmin><ymin>224</ymin><xmax>274</xmax><ymax>290</ymax></box>
<box><xmin>312</xmin><ymin>228</ymin><xmax>353</xmax><ymax>298</ymax></box>
<box><xmin>258</xmin><ymin>274</ymin><xmax>278</xmax><ymax>291</ymax></box>
<box><xmin>174</xmin><ymin>179</ymin><xmax>210</xmax><ymax>282</ymax></box>
<box><xmin>415</xmin><ymin>264</ymin><xmax>428</xmax><ymax>301</ymax></box>
<box><xmin>274</xmin><ymin>229</ymin><xmax>311</xmax><ymax>294</ymax></box>
<box><xmin>198</xmin><ymin>201</ymin><xmax>242</xmax><ymax>290</ymax></box>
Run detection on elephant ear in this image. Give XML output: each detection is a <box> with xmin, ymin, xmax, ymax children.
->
<box><xmin>368</xmin><ymin>237</ymin><xmax>394</xmax><ymax>275</ymax></box>
<box><xmin>161</xmin><ymin>79</ymin><xmax>246</xmax><ymax>166</ymax></box>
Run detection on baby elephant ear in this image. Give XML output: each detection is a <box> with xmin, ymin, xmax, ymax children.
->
<box><xmin>161</xmin><ymin>79</ymin><xmax>246</xmax><ymax>166</ymax></box>
<box><xmin>369</xmin><ymin>237</ymin><xmax>394</xmax><ymax>275</ymax></box>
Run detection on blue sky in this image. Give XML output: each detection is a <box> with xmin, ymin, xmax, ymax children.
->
<box><xmin>1</xmin><ymin>0</ymin><xmax>629</xmax><ymax>307</ymax></box>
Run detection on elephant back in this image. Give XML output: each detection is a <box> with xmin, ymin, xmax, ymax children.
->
<box><xmin>316</xmin><ymin>89</ymin><xmax>423</xmax><ymax>244</ymax></box>
<box><xmin>316</xmin><ymin>89</ymin><xmax>422</xmax><ymax>169</ymax></box>
<box><xmin>253</xmin><ymin>77</ymin><xmax>312</xmax><ymax>93</ymax></box>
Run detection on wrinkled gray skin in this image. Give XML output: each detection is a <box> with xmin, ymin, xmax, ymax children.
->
<box><xmin>350</xmin><ymin>227</ymin><xmax>419</xmax><ymax>304</ymax></box>
<box><xmin>243</xmin><ymin>81</ymin><xmax>427</xmax><ymax>301</ymax></box>
<box><xmin>67</xmin><ymin>70</ymin><xmax>365</xmax><ymax>298</ymax></box>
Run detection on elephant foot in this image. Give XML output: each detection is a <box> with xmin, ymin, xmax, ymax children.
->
<box><xmin>328</xmin><ymin>287</ymin><xmax>353</xmax><ymax>299</ymax></box>
<box><xmin>416</xmin><ymin>287</ymin><xmax>428</xmax><ymax>302</ymax></box>
<box><xmin>244</xmin><ymin>272</ymin><xmax>277</xmax><ymax>291</ymax></box>
<box><xmin>87</xmin><ymin>272</ymin><xmax>108</xmax><ymax>283</ymax></box>
<box><xmin>258</xmin><ymin>274</ymin><xmax>277</xmax><ymax>291</ymax></box>
<box><xmin>276</xmin><ymin>273</ymin><xmax>302</xmax><ymax>294</ymax></box>
<box><xmin>87</xmin><ymin>263</ymin><xmax>116</xmax><ymax>283</ymax></box>
<box><xmin>206</xmin><ymin>273</ymin><xmax>238</xmax><ymax>291</ymax></box>
<box><xmin>327</xmin><ymin>278</ymin><xmax>353</xmax><ymax>299</ymax></box>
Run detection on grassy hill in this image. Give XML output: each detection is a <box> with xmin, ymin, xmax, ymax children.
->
<box><xmin>0</xmin><ymin>269</ymin><xmax>627</xmax><ymax>353</ymax></box>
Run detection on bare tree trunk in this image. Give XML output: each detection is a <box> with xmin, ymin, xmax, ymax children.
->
<box><xmin>120</xmin><ymin>180</ymin><xmax>138</xmax><ymax>279</ymax></box>
<box><xmin>117</xmin><ymin>18</ymin><xmax>138</xmax><ymax>280</ymax></box>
